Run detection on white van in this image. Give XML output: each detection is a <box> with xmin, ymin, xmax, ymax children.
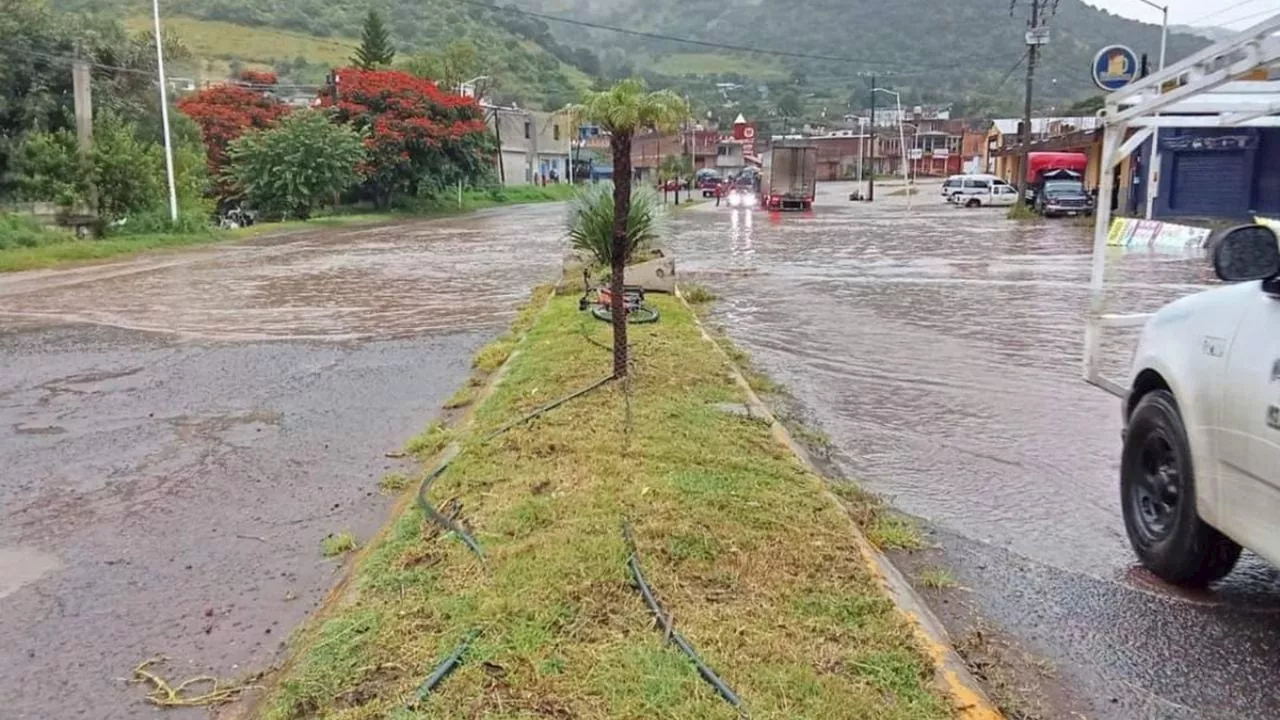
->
<box><xmin>942</xmin><ymin>174</ymin><xmax>1013</xmax><ymax>205</ymax></box>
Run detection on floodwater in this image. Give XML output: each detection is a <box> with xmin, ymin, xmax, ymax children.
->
<box><xmin>669</xmin><ymin>182</ymin><xmax>1280</xmax><ymax>718</ymax></box>
<box><xmin>0</xmin><ymin>204</ymin><xmax>566</xmax><ymax>719</ymax></box>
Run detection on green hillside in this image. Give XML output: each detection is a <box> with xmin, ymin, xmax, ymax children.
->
<box><xmin>57</xmin><ymin>0</ymin><xmax>594</xmax><ymax>107</ymax></box>
<box><xmin>512</xmin><ymin>0</ymin><xmax>1209</xmax><ymax>113</ymax></box>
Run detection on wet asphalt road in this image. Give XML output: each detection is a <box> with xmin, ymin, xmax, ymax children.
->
<box><xmin>670</xmin><ymin>183</ymin><xmax>1280</xmax><ymax>719</ymax></box>
<box><xmin>0</xmin><ymin>205</ymin><xmax>566</xmax><ymax>719</ymax></box>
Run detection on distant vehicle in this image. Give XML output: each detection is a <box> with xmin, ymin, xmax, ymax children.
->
<box><xmin>1120</xmin><ymin>224</ymin><xmax>1280</xmax><ymax>586</ymax></box>
<box><xmin>695</xmin><ymin>168</ymin><xmax>723</xmax><ymax>197</ymax></box>
<box><xmin>956</xmin><ymin>183</ymin><xmax>1020</xmax><ymax>208</ymax></box>
<box><xmin>944</xmin><ymin>174</ymin><xmax>1012</xmax><ymax>204</ymax></box>
<box><xmin>1026</xmin><ymin>151</ymin><xmax>1088</xmax><ymax>203</ymax></box>
<box><xmin>760</xmin><ymin>141</ymin><xmax>817</xmax><ymax>211</ymax></box>
<box><xmin>1034</xmin><ymin>172</ymin><xmax>1093</xmax><ymax>217</ymax></box>
<box><xmin>659</xmin><ymin>178</ymin><xmax>689</xmax><ymax>192</ymax></box>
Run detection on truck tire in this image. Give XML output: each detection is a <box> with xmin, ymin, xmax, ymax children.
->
<box><xmin>1121</xmin><ymin>390</ymin><xmax>1241</xmax><ymax>586</ymax></box>
<box><xmin>965</xmin><ymin>198</ymin><xmax>980</xmax><ymax>208</ymax></box>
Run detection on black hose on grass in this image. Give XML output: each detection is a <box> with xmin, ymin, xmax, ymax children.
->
<box><xmin>416</xmin><ymin>449</ymin><xmax>485</xmax><ymax>562</ymax></box>
<box><xmin>415</xmin><ymin>629</ymin><xmax>480</xmax><ymax>701</ymax></box>
<box><xmin>481</xmin><ymin>375</ymin><xmax>615</xmax><ymax>443</ymax></box>
<box><xmin>622</xmin><ymin>523</ymin><xmax>747</xmax><ymax>715</ymax></box>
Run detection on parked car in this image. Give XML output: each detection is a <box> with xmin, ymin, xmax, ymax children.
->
<box><xmin>1034</xmin><ymin>176</ymin><xmax>1093</xmax><ymax>217</ymax></box>
<box><xmin>955</xmin><ymin>183</ymin><xmax>1020</xmax><ymax>208</ymax></box>
<box><xmin>944</xmin><ymin>174</ymin><xmax>1012</xmax><ymax>205</ymax></box>
<box><xmin>1120</xmin><ymin>224</ymin><xmax>1280</xmax><ymax>586</ymax></box>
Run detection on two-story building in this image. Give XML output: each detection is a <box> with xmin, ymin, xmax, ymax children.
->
<box><xmin>487</xmin><ymin>106</ymin><xmax>571</xmax><ymax>185</ymax></box>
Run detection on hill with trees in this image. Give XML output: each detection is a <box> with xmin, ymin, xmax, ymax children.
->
<box><xmin>49</xmin><ymin>0</ymin><xmax>1210</xmax><ymax>118</ymax></box>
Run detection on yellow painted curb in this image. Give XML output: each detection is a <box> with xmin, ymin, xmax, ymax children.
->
<box><xmin>675</xmin><ymin>285</ymin><xmax>1004</xmax><ymax>720</ymax></box>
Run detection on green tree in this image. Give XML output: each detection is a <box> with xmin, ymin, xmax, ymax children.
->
<box><xmin>658</xmin><ymin>154</ymin><xmax>693</xmax><ymax>182</ymax></box>
<box><xmin>777</xmin><ymin>92</ymin><xmax>803</xmax><ymax>124</ymax></box>
<box><xmin>352</xmin><ymin>10</ymin><xmax>395</xmax><ymax>69</ymax></box>
<box><xmin>11</xmin><ymin>130</ymin><xmax>87</xmax><ymax>209</ymax></box>
<box><xmin>565</xmin><ymin>79</ymin><xmax>687</xmax><ymax>378</ymax></box>
<box><xmin>226</xmin><ymin>110</ymin><xmax>365</xmax><ymax>220</ymax></box>
<box><xmin>399</xmin><ymin>40</ymin><xmax>483</xmax><ymax>96</ymax></box>
<box><xmin>91</xmin><ymin>111</ymin><xmax>166</xmax><ymax>222</ymax></box>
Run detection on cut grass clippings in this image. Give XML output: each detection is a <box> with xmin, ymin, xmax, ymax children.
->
<box><xmin>263</xmin><ymin>294</ymin><xmax>950</xmax><ymax>720</ymax></box>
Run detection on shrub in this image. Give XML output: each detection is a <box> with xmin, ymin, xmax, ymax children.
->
<box><xmin>565</xmin><ymin>183</ymin><xmax>664</xmax><ymax>270</ymax></box>
<box><xmin>226</xmin><ymin>110</ymin><xmax>365</xmax><ymax>220</ymax></box>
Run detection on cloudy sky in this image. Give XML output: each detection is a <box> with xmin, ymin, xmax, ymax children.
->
<box><xmin>1084</xmin><ymin>0</ymin><xmax>1280</xmax><ymax>28</ymax></box>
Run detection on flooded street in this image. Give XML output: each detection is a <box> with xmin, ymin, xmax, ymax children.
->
<box><xmin>670</xmin><ymin>183</ymin><xmax>1280</xmax><ymax>719</ymax></box>
<box><xmin>0</xmin><ymin>205</ymin><xmax>565</xmax><ymax>719</ymax></box>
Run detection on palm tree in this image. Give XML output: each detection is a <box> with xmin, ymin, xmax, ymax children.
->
<box><xmin>565</xmin><ymin>79</ymin><xmax>688</xmax><ymax>378</ymax></box>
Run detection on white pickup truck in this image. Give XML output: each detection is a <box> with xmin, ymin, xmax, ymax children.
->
<box><xmin>1122</xmin><ymin>224</ymin><xmax>1280</xmax><ymax>586</ymax></box>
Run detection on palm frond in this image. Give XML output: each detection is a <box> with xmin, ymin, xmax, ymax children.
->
<box><xmin>566</xmin><ymin>184</ymin><xmax>665</xmax><ymax>271</ymax></box>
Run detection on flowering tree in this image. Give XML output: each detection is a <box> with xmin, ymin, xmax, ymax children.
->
<box><xmin>177</xmin><ymin>71</ymin><xmax>289</xmax><ymax>196</ymax></box>
<box><xmin>319</xmin><ymin>68</ymin><xmax>492</xmax><ymax>207</ymax></box>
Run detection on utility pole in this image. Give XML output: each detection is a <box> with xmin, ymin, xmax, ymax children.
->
<box><xmin>491</xmin><ymin>106</ymin><xmax>505</xmax><ymax>185</ymax></box>
<box><xmin>1018</xmin><ymin>0</ymin><xmax>1039</xmax><ymax>210</ymax></box>
<box><xmin>868</xmin><ymin>74</ymin><xmax>876</xmax><ymax>202</ymax></box>
<box><xmin>72</xmin><ymin>57</ymin><xmax>96</xmax><ymax>214</ymax></box>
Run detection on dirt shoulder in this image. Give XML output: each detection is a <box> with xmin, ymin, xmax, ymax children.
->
<box><xmin>248</xmin><ymin>292</ymin><xmax>968</xmax><ymax>720</ymax></box>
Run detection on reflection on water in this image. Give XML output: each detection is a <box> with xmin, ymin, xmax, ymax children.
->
<box><xmin>670</xmin><ymin>183</ymin><xmax>1218</xmax><ymax>575</ymax></box>
<box><xmin>0</xmin><ymin>207</ymin><xmax>567</xmax><ymax>341</ymax></box>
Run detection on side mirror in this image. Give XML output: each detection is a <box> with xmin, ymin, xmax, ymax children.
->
<box><xmin>1212</xmin><ymin>224</ymin><xmax>1280</xmax><ymax>282</ymax></box>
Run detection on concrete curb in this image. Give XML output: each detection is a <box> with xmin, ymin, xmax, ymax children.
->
<box><xmin>675</xmin><ymin>286</ymin><xmax>1004</xmax><ymax>720</ymax></box>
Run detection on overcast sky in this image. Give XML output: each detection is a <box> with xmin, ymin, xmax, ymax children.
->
<box><xmin>1083</xmin><ymin>0</ymin><xmax>1280</xmax><ymax>28</ymax></box>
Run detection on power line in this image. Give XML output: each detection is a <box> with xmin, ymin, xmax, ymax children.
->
<box><xmin>994</xmin><ymin>50</ymin><xmax>1028</xmax><ymax>90</ymax></box>
<box><xmin>1184</xmin><ymin>0</ymin><xmax>1267</xmax><ymax>27</ymax></box>
<box><xmin>1212</xmin><ymin>4</ymin><xmax>1280</xmax><ymax>28</ymax></box>
<box><xmin>11</xmin><ymin>47</ymin><xmax>157</xmax><ymax>77</ymax></box>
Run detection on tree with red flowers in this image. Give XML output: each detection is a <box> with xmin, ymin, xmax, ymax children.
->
<box><xmin>177</xmin><ymin>71</ymin><xmax>289</xmax><ymax>196</ymax></box>
<box><xmin>320</xmin><ymin>67</ymin><xmax>492</xmax><ymax>207</ymax></box>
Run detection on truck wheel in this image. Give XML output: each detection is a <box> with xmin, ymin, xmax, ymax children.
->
<box><xmin>965</xmin><ymin>198</ymin><xmax>980</xmax><ymax>208</ymax></box>
<box><xmin>1121</xmin><ymin>390</ymin><xmax>1241</xmax><ymax>586</ymax></box>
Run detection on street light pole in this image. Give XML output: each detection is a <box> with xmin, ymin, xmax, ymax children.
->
<box><xmin>151</xmin><ymin>0</ymin><xmax>178</xmax><ymax>224</ymax></box>
<box><xmin>873</xmin><ymin>88</ymin><xmax>911</xmax><ymax>210</ymax></box>
<box><xmin>1135</xmin><ymin>0</ymin><xmax>1168</xmax><ymax>220</ymax></box>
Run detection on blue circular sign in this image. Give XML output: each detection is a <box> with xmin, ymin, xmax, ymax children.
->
<box><xmin>1092</xmin><ymin>45</ymin><xmax>1139</xmax><ymax>91</ymax></box>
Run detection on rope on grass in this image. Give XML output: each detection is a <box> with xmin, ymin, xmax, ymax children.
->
<box><xmin>481</xmin><ymin>375</ymin><xmax>615</xmax><ymax>443</ymax></box>
<box><xmin>621</xmin><ymin>523</ymin><xmax>748</xmax><ymax>716</ymax></box>
<box><xmin>131</xmin><ymin>658</ymin><xmax>261</xmax><ymax>707</ymax></box>
<box><xmin>416</xmin><ymin>445</ymin><xmax>486</xmax><ymax>562</ymax></box>
<box><xmin>415</xmin><ymin>629</ymin><xmax>481</xmax><ymax>701</ymax></box>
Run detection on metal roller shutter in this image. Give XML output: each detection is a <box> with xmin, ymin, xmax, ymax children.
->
<box><xmin>1169</xmin><ymin>152</ymin><xmax>1246</xmax><ymax>216</ymax></box>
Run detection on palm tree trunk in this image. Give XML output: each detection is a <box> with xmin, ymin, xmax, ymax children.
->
<box><xmin>610</xmin><ymin>133</ymin><xmax>633</xmax><ymax>378</ymax></box>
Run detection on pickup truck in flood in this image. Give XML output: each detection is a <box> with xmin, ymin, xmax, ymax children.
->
<box><xmin>1121</xmin><ymin>224</ymin><xmax>1280</xmax><ymax>586</ymax></box>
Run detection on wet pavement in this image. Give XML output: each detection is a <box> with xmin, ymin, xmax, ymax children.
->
<box><xmin>669</xmin><ymin>183</ymin><xmax>1280</xmax><ymax>719</ymax></box>
<box><xmin>0</xmin><ymin>205</ymin><xmax>566</xmax><ymax>719</ymax></box>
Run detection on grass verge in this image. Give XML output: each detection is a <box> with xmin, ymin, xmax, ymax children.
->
<box><xmin>261</xmin><ymin>294</ymin><xmax>949</xmax><ymax>720</ymax></box>
<box><xmin>0</xmin><ymin>186</ymin><xmax>577</xmax><ymax>273</ymax></box>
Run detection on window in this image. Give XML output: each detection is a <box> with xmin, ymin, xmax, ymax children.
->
<box><xmin>524</xmin><ymin>122</ymin><xmax>531</xmax><ymax>139</ymax></box>
<box><xmin>966</xmin><ymin>179</ymin><xmax>990</xmax><ymax>189</ymax></box>
<box><xmin>553</xmin><ymin>124</ymin><xmax>561</xmax><ymax>141</ymax></box>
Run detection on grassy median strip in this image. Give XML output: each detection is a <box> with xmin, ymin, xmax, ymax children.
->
<box><xmin>264</xmin><ymin>294</ymin><xmax>950</xmax><ymax>720</ymax></box>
